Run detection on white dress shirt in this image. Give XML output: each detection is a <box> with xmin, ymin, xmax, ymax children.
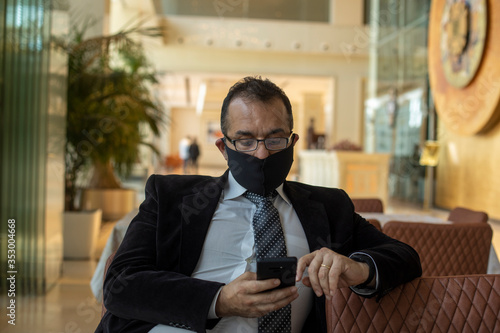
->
<box><xmin>150</xmin><ymin>172</ymin><xmax>313</xmax><ymax>332</ymax></box>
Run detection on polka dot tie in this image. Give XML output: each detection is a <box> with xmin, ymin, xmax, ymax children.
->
<box><xmin>245</xmin><ymin>191</ymin><xmax>291</xmax><ymax>333</ymax></box>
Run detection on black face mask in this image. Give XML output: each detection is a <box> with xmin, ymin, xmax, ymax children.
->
<box><xmin>224</xmin><ymin>139</ymin><xmax>294</xmax><ymax>196</ymax></box>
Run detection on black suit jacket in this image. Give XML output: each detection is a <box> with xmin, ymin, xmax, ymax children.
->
<box><xmin>96</xmin><ymin>171</ymin><xmax>421</xmax><ymax>333</ymax></box>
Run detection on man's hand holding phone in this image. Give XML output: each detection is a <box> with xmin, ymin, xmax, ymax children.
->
<box><xmin>215</xmin><ymin>257</ymin><xmax>299</xmax><ymax>318</ymax></box>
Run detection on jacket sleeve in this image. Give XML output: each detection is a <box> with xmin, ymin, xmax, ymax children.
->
<box><xmin>345</xmin><ymin>197</ymin><xmax>422</xmax><ymax>299</ymax></box>
<box><xmin>285</xmin><ymin>181</ymin><xmax>422</xmax><ymax>301</ymax></box>
<box><xmin>102</xmin><ymin>175</ymin><xmax>224</xmax><ymax>333</ymax></box>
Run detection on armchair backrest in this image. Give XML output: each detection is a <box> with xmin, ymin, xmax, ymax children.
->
<box><xmin>327</xmin><ymin>274</ymin><xmax>500</xmax><ymax>332</ymax></box>
<box><xmin>447</xmin><ymin>206</ymin><xmax>489</xmax><ymax>223</ymax></box>
<box><xmin>383</xmin><ymin>221</ymin><xmax>492</xmax><ymax>276</ymax></box>
<box><xmin>351</xmin><ymin>198</ymin><xmax>384</xmax><ymax>213</ymax></box>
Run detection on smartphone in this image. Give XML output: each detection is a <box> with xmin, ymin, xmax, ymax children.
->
<box><xmin>257</xmin><ymin>257</ymin><xmax>297</xmax><ymax>290</ymax></box>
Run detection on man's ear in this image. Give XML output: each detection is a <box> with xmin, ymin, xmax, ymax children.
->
<box><xmin>292</xmin><ymin>133</ymin><xmax>300</xmax><ymax>146</ymax></box>
<box><xmin>215</xmin><ymin>138</ymin><xmax>228</xmax><ymax>161</ymax></box>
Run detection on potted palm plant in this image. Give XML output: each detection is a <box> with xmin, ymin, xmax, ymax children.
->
<box><xmin>55</xmin><ymin>20</ymin><xmax>165</xmax><ymax>257</ymax></box>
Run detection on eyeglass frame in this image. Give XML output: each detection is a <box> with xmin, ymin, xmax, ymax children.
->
<box><xmin>222</xmin><ymin>132</ymin><xmax>295</xmax><ymax>152</ymax></box>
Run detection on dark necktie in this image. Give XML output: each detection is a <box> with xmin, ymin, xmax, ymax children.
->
<box><xmin>245</xmin><ymin>191</ymin><xmax>291</xmax><ymax>333</ymax></box>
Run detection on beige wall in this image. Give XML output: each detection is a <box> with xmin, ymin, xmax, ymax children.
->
<box><xmin>170</xmin><ymin>107</ymin><xmax>225</xmax><ymax>169</ymax></box>
<box><xmin>330</xmin><ymin>0</ymin><xmax>364</xmax><ymax>25</ymax></box>
<box><xmin>110</xmin><ymin>1</ymin><xmax>369</xmax><ymax>172</ymax></box>
<box><xmin>436</xmin><ymin>118</ymin><xmax>500</xmax><ymax>220</ymax></box>
<box><xmin>68</xmin><ymin>0</ymin><xmax>108</xmax><ymax>38</ymax></box>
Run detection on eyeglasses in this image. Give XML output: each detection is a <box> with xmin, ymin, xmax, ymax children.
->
<box><xmin>224</xmin><ymin>133</ymin><xmax>294</xmax><ymax>152</ymax></box>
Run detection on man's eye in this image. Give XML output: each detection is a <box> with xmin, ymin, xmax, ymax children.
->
<box><xmin>267</xmin><ymin>138</ymin><xmax>282</xmax><ymax>145</ymax></box>
<box><xmin>239</xmin><ymin>139</ymin><xmax>256</xmax><ymax>147</ymax></box>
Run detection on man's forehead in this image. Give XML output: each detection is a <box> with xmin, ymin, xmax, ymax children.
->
<box><xmin>228</xmin><ymin>96</ymin><xmax>287</xmax><ymax>116</ymax></box>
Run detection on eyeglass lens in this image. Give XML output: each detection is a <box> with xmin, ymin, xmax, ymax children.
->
<box><xmin>235</xmin><ymin>137</ymin><xmax>287</xmax><ymax>151</ymax></box>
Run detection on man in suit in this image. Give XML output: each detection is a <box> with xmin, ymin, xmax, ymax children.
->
<box><xmin>96</xmin><ymin>76</ymin><xmax>421</xmax><ymax>333</ymax></box>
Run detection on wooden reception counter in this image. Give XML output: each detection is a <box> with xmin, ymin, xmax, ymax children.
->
<box><xmin>298</xmin><ymin>150</ymin><xmax>391</xmax><ymax>207</ymax></box>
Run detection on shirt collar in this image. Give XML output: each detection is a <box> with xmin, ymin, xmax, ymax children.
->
<box><xmin>224</xmin><ymin>172</ymin><xmax>247</xmax><ymax>200</ymax></box>
<box><xmin>275</xmin><ymin>184</ymin><xmax>292</xmax><ymax>206</ymax></box>
<box><xmin>225</xmin><ymin>171</ymin><xmax>292</xmax><ymax>206</ymax></box>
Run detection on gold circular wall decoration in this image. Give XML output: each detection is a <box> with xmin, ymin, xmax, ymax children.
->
<box><xmin>429</xmin><ymin>0</ymin><xmax>500</xmax><ymax>135</ymax></box>
<box><xmin>440</xmin><ymin>0</ymin><xmax>487</xmax><ymax>88</ymax></box>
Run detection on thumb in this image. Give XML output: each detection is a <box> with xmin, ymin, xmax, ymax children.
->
<box><xmin>301</xmin><ymin>276</ymin><xmax>312</xmax><ymax>288</ymax></box>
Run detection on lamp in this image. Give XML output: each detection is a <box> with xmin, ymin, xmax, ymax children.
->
<box><xmin>419</xmin><ymin>141</ymin><xmax>440</xmax><ymax>167</ymax></box>
<box><xmin>419</xmin><ymin>141</ymin><xmax>440</xmax><ymax>210</ymax></box>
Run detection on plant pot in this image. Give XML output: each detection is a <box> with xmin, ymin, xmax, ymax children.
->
<box><xmin>81</xmin><ymin>188</ymin><xmax>136</xmax><ymax>221</ymax></box>
<box><xmin>63</xmin><ymin>209</ymin><xmax>102</xmax><ymax>260</ymax></box>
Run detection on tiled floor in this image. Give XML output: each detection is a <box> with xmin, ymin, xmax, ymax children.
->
<box><xmin>1</xmin><ymin>177</ymin><xmax>499</xmax><ymax>332</ymax></box>
<box><xmin>1</xmin><ymin>260</ymin><xmax>102</xmax><ymax>332</ymax></box>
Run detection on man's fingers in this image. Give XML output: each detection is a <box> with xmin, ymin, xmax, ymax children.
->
<box><xmin>216</xmin><ymin>271</ymin><xmax>299</xmax><ymax>318</ymax></box>
<box><xmin>328</xmin><ymin>263</ymin><xmax>342</xmax><ymax>296</ymax></box>
<box><xmin>255</xmin><ymin>278</ymin><xmax>282</xmax><ymax>293</ymax></box>
<box><xmin>249</xmin><ymin>286</ymin><xmax>299</xmax><ymax>317</ymax></box>
<box><xmin>301</xmin><ymin>276</ymin><xmax>311</xmax><ymax>288</ymax></box>
<box><xmin>306</xmin><ymin>259</ymin><xmax>324</xmax><ymax>297</ymax></box>
<box><xmin>298</xmin><ymin>248</ymin><xmax>376</xmax><ymax>300</ymax></box>
<box><xmin>268</xmin><ymin>288</ymin><xmax>299</xmax><ymax>312</ymax></box>
<box><xmin>296</xmin><ymin>253</ymin><xmax>314</xmax><ymax>281</ymax></box>
<box><xmin>318</xmin><ymin>263</ymin><xmax>332</xmax><ymax>297</ymax></box>
<box><xmin>297</xmin><ymin>248</ymin><xmax>345</xmax><ymax>297</ymax></box>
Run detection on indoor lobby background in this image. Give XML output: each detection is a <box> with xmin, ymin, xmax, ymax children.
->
<box><xmin>1</xmin><ymin>0</ymin><xmax>500</xmax><ymax>331</ymax></box>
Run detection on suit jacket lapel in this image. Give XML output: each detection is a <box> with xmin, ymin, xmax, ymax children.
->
<box><xmin>284</xmin><ymin>182</ymin><xmax>331</xmax><ymax>252</ymax></box>
<box><xmin>179</xmin><ymin>172</ymin><xmax>228</xmax><ymax>274</ymax></box>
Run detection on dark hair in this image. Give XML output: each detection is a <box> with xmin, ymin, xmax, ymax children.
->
<box><xmin>220</xmin><ymin>76</ymin><xmax>293</xmax><ymax>136</ymax></box>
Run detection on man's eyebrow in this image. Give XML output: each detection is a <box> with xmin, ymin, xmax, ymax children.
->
<box><xmin>234</xmin><ymin>128</ymin><xmax>286</xmax><ymax>137</ymax></box>
<box><xmin>234</xmin><ymin>130</ymin><xmax>253</xmax><ymax>136</ymax></box>
<box><xmin>268</xmin><ymin>128</ymin><xmax>286</xmax><ymax>135</ymax></box>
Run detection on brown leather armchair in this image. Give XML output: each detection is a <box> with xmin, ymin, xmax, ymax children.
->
<box><xmin>447</xmin><ymin>206</ymin><xmax>489</xmax><ymax>223</ymax></box>
<box><xmin>383</xmin><ymin>221</ymin><xmax>493</xmax><ymax>276</ymax></box>
<box><xmin>327</xmin><ymin>274</ymin><xmax>500</xmax><ymax>332</ymax></box>
<box><xmin>351</xmin><ymin>198</ymin><xmax>384</xmax><ymax>213</ymax></box>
